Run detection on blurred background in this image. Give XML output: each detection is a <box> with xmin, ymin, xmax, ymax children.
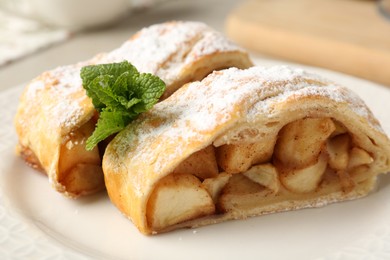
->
<box><xmin>0</xmin><ymin>0</ymin><xmax>389</xmax><ymax>90</ymax></box>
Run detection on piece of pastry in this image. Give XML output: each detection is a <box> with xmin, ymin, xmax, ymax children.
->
<box><xmin>103</xmin><ymin>66</ymin><xmax>390</xmax><ymax>235</ymax></box>
<box><xmin>14</xmin><ymin>21</ymin><xmax>252</xmax><ymax>198</ymax></box>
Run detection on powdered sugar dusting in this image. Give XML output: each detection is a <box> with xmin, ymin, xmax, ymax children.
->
<box><xmin>104</xmin><ymin>21</ymin><xmax>246</xmax><ymax>86</ymax></box>
<box><xmin>106</xmin><ymin>22</ymin><xmax>206</xmax><ymax>75</ymax></box>
<box><xmin>19</xmin><ymin>21</ymin><xmax>247</xmax><ymax>136</ymax></box>
<box><xmin>187</xmin><ymin>30</ymin><xmax>245</xmax><ymax>60</ymax></box>
<box><xmin>50</xmin><ymin>96</ymin><xmax>84</xmax><ymax>129</ymax></box>
<box><xmin>44</xmin><ymin>65</ymin><xmax>87</xmax><ymax>129</ymax></box>
<box><xmin>17</xmin><ymin>63</ymin><xmax>90</xmax><ymax>137</ymax></box>
<box><xmin>264</xmin><ymin>80</ymin><xmax>377</xmax><ymax>127</ymax></box>
<box><xmin>111</xmin><ymin>65</ymin><xmax>384</xmax><ymax>191</ymax></box>
<box><xmin>18</xmin><ymin>21</ymin><xmax>247</xmax><ymax>139</ymax></box>
<box><xmin>25</xmin><ymin>79</ymin><xmax>45</xmax><ymax>100</ymax></box>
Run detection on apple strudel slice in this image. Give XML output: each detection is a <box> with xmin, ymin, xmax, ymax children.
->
<box><xmin>103</xmin><ymin>66</ymin><xmax>390</xmax><ymax>235</ymax></box>
<box><xmin>14</xmin><ymin>21</ymin><xmax>252</xmax><ymax>198</ymax></box>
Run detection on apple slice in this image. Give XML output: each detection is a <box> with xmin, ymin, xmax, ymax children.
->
<box><xmin>327</xmin><ymin>134</ymin><xmax>350</xmax><ymax>170</ymax></box>
<box><xmin>330</xmin><ymin>120</ymin><xmax>348</xmax><ymax>137</ymax></box>
<box><xmin>147</xmin><ymin>173</ymin><xmax>215</xmax><ymax>231</ymax></box>
<box><xmin>348</xmin><ymin>147</ymin><xmax>373</xmax><ymax>169</ymax></box>
<box><xmin>172</xmin><ymin>145</ymin><xmax>218</xmax><ymax>179</ymax></box>
<box><xmin>274</xmin><ymin>117</ymin><xmax>335</xmax><ymax>169</ymax></box>
<box><xmin>349</xmin><ymin>165</ymin><xmax>372</xmax><ymax>183</ymax></box>
<box><xmin>279</xmin><ymin>153</ymin><xmax>327</xmax><ymax>193</ymax></box>
<box><xmin>59</xmin><ymin>119</ymin><xmax>101</xmax><ymax>176</ymax></box>
<box><xmin>202</xmin><ymin>173</ymin><xmax>232</xmax><ymax>203</ymax></box>
<box><xmin>216</xmin><ymin>140</ymin><xmax>274</xmax><ymax>174</ymax></box>
<box><xmin>242</xmin><ymin>164</ymin><xmax>280</xmax><ymax>193</ymax></box>
<box><xmin>218</xmin><ymin>174</ymin><xmax>267</xmax><ymax>212</ymax></box>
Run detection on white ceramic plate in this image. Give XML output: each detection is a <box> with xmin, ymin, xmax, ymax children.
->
<box><xmin>1</xmin><ymin>58</ymin><xmax>390</xmax><ymax>260</ymax></box>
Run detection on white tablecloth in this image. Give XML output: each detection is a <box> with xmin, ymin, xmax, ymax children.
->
<box><xmin>0</xmin><ymin>10</ymin><xmax>69</xmax><ymax>66</ymax></box>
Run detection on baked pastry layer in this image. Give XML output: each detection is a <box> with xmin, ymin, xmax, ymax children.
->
<box><xmin>103</xmin><ymin>66</ymin><xmax>390</xmax><ymax>235</ymax></box>
<box><xmin>14</xmin><ymin>21</ymin><xmax>252</xmax><ymax>198</ymax></box>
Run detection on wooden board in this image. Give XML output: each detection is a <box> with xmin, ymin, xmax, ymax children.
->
<box><xmin>226</xmin><ymin>0</ymin><xmax>390</xmax><ymax>86</ymax></box>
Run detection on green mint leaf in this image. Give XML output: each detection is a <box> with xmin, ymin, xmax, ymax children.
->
<box><xmin>113</xmin><ymin>71</ymin><xmax>132</xmax><ymax>97</ymax></box>
<box><xmin>81</xmin><ymin>61</ymin><xmax>166</xmax><ymax>150</ymax></box>
<box><xmin>124</xmin><ymin>97</ymin><xmax>143</xmax><ymax>110</ymax></box>
<box><xmin>130</xmin><ymin>73</ymin><xmax>166</xmax><ymax>114</ymax></box>
<box><xmin>81</xmin><ymin>76</ymin><xmax>106</xmax><ymax>110</ymax></box>
<box><xmin>100</xmin><ymin>62</ymin><xmax>138</xmax><ymax>81</ymax></box>
<box><xmin>85</xmin><ymin>110</ymin><xmax>133</xmax><ymax>151</ymax></box>
<box><xmin>88</xmin><ymin>75</ymin><xmax>120</xmax><ymax>111</ymax></box>
<box><xmin>81</xmin><ymin>61</ymin><xmax>138</xmax><ymax>87</ymax></box>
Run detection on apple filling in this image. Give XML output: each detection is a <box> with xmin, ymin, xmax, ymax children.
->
<box><xmin>146</xmin><ymin>117</ymin><xmax>374</xmax><ymax>231</ymax></box>
<box><xmin>58</xmin><ymin>119</ymin><xmax>104</xmax><ymax>195</ymax></box>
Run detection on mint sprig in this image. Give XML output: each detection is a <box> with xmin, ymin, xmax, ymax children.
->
<box><xmin>80</xmin><ymin>61</ymin><xmax>166</xmax><ymax>150</ymax></box>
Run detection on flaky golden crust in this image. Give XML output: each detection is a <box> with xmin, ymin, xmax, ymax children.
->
<box><xmin>14</xmin><ymin>21</ymin><xmax>252</xmax><ymax>198</ymax></box>
<box><xmin>14</xmin><ymin>65</ymin><xmax>98</xmax><ymax>197</ymax></box>
<box><xmin>103</xmin><ymin>66</ymin><xmax>390</xmax><ymax>234</ymax></box>
<box><xmin>16</xmin><ymin>144</ymin><xmax>44</xmax><ymax>172</ymax></box>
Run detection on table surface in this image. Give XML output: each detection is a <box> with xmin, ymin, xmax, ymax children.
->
<box><xmin>0</xmin><ymin>0</ymin><xmax>251</xmax><ymax>91</ymax></box>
